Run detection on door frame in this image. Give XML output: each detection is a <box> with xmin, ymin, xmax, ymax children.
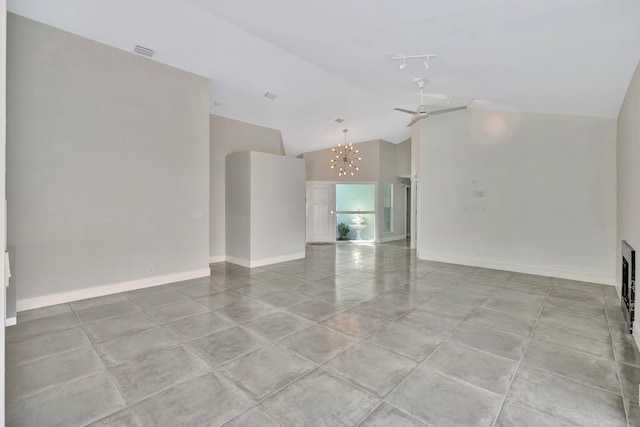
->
<box><xmin>405</xmin><ymin>185</ymin><xmax>411</xmax><ymax>239</ymax></box>
<box><xmin>306</xmin><ymin>182</ymin><xmax>336</xmax><ymax>243</ymax></box>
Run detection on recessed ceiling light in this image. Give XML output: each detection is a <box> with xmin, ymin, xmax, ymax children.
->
<box><xmin>264</xmin><ymin>92</ymin><xmax>278</xmax><ymax>100</ymax></box>
<box><xmin>134</xmin><ymin>45</ymin><xmax>155</xmax><ymax>57</ymax></box>
<box><xmin>335</xmin><ymin>118</ymin><xmax>344</xmax><ymax>123</ymax></box>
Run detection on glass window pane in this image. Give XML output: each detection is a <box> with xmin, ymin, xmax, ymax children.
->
<box><xmin>335</xmin><ymin>184</ymin><xmax>375</xmax><ymax>212</ymax></box>
<box><xmin>336</xmin><ymin>213</ymin><xmax>375</xmax><ymax>241</ymax></box>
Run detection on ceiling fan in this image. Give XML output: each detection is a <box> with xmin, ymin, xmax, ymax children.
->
<box><xmin>394</xmin><ymin>78</ymin><xmax>468</xmax><ymax>127</ymax></box>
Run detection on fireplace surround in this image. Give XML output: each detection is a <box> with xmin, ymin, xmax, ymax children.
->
<box><xmin>622</xmin><ymin>240</ymin><xmax>636</xmax><ymax>334</ymax></box>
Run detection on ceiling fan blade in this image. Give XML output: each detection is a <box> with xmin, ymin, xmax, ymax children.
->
<box><xmin>394</xmin><ymin>107</ymin><xmax>417</xmax><ymax>115</ymax></box>
<box><xmin>407</xmin><ymin>113</ymin><xmax>428</xmax><ymax>127</ymax></box>
<box><xmin>428</xmin><ymin>105</ymin><xmax>468</xmax><ymax>116</ymax></box>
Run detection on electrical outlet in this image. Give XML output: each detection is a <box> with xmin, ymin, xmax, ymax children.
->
<box><xmin>148</xmin><ymin>265</ymin><xmax>154</xmax><ymax>273</ymax></box>
<box><xmin>473</xmin><ymin>190</ymin><xmax>485</xmax><ymax>197</ymax></box>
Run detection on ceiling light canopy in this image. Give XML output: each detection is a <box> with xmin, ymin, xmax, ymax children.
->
<box><xmin>330</xmin><ymin>129</ymin><xmax>362</xmax><ymax>177</ymax></box>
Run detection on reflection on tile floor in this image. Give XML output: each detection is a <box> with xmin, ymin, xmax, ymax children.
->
<box><xmin>5</xmin><ymin>241</ymin><xmax>638</xmax><ymax>426</ymax></box>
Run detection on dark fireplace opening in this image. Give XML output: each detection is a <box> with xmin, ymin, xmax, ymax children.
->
<box><xmin>622</xmin><ymin>240</ymin><xmax>635</xmax><ymax>334</ymax></box>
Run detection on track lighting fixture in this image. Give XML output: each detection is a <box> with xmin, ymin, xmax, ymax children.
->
<box><xmin>389</xmin><ymin>54</ymin><xmax>437</xmax><ymax>70</ymax></box>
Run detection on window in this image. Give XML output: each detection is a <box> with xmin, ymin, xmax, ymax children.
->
<box><xmin>383</xmin><ymin>183</ymin><xmax>393</xmax><ymax>233</ymax></box>
<box><xmin>335</xmin><ymin>184</ymin><xmax>375</xmax><ymax>241</ymax></box>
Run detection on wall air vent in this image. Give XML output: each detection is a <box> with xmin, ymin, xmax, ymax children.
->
<box><xmin>134</xmin><ymin>45</ymin><xmax>155</xmax><ymax>57</ymax></box>
<box><xmin>264</xmin><ymin>92</ymin><xmax>278</xmax><ymax>100</ymax></box>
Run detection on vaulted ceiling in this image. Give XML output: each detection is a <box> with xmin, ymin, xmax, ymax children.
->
<box><xmin>8</xmin><ymin>0</ymin><xmax>640</xmax><ymax>155</ymax></box>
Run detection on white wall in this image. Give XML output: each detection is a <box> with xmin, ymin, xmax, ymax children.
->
<box><xmin>618</xmin><ymin>61</ymin><xmax>640</xmax><ymax>294</ymax></box>
<box><xmin>250</xmin><ymin>152</ymin><xmax>306</xmax><ymax>263</ymax></box>
<box><xmin>225</xmin><ymin>152</ymin><xmax>251</xmax><ymax>262</ymax></box>
<box><xmin>1</xmin><ymin>0</ymin><xmax>7</xmax><ymax>419</ymax></box>
<box><xmin>7</xmin><ymin>15</ymin><xmax>211</xmax><ymax>307</ymax></box>
<box><xmin>417</xmin><ymin>109</ymin><xmax>617</xmax><ymax>284</ymax></box>
<box><xmin>210</xmin><ymin>115</ymin><xmax>283</xmax><ymax>261</ymax></box>
<box><xmin>226</xmin><ymin>151</ymin><xmax>306</xmax><ymax>267</ymax></box>
<box><xmin>396</xmin><ymin>139</ymin><xmax>411</xmax><ymax>177</ymax></box>
<box><xmin>410</xmin><ymin>124</ymin><xmax>421</xmax><ymax>249</ymax></box>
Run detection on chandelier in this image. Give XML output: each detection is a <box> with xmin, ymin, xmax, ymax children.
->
<box><xmin>330</xmin><ymin>129</ymin><xmax>362</xmax><ymax>177</ymax></box>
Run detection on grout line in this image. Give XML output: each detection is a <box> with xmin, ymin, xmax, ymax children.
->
<box><xmin>353</xmin><ymin>401</ymin><xmax>386</xmax><ymax>427</ymax></box>
<box><xmin>6</xmin><ymin>368</ymin><xmax>111</xmax><ymax>406</ymax></box>
<box><xmin>354</xmin><ymin>401</ymin><xmax>437</xmax><ymax>427</ymax></box>
<box><xmin>226</xmin><ymin>405</ymin><xmax>287</xmax><ymax>427</ymax></box>
<box><xmin>489</xmin><ymin>286</ymin><xmax>550</xmax><ymax>427</ymax></box>
<box><xmin>515</xmin><ymin>360</ymin><xmax>625</xmax><ymax>397</ymax></box>
<box><xmin>11</xmin><ymin>247</ymin><xmax>627</xmax><ymax>427</ymax></box>
<box><xmin>69</xmin><ymin>306</ymin><xmax>132</xmax><ymax>424</ymax></box>
<box><xmin>500</xmin><ymin>399</ymin><xmax>582</xmax><ymax>427</ymax></box>
<box><xmin>526</xmin><ymin>336</ymin><xmax>618</xmax><ymax>365</ymax></box>
<box><xmin>371</xmin><ymin>283</ymin><xmax>504</xmax><ymax>426</ymax></box>
<box><xmin>605</xmin><ymin>295</ymin><xmax>631</xmax><ymax>427</ymax></box>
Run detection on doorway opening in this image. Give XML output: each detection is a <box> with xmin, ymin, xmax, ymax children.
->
<box><xmin>406</xmin><ymin>186</ymin><xmax>411</xmax><ymax>239</ymax></box>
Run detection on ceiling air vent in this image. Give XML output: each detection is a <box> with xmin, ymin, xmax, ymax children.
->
<box><xmin>134</xmin><ymin>45</ymin><xmax>155</xmax><ymax>57</ymax></box>
<box><xmin>264</xmin><ymin>92</ymin><xmax>278</xmax><ymax>100</ymax></box>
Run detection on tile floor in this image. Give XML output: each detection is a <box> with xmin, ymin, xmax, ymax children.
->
<box><xmin>5</xmin><ymin>241</ymin><xmax>640</xmax><ymax>426</ymax></box>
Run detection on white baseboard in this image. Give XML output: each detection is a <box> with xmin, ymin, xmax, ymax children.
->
<box><xmin>226</xmin><ymin>252</ymin><xmax>306</xmax><ymax>268</ymax></box>
<box><xmin>250</xmin><ymin>252</ymin><xmax>306</xmax><ymax>268</ymax></box>
<box><xmin>224</xmin><ymin>256</ymin><xmax>250</xmax><ymax>268</ymax></box>
<box><xmin>209</xmin><ymin>255</ymin><xmax>225</xmax><ymax>264</ymax></box>
<box><xmin>379</xmin><ymin>235</ymin><xmax>407</xmax><ymax>243</ymax></box>
<box><xmin>16</xmin><ymin>268</ymin><xmax>211</xmax><ymax>312</ymax></box>
<box><xmin>416</xmin><ymin>252</ymin><xmax>615</xmax><ymax>286</ymax></box>
<box><xmin>5</xmin><ymin>317</ymin><xmax>16</xmax><ymax>327</ymax></box>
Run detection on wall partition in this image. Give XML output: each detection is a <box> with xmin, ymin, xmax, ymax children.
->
<box><xmin>335</xmin><ymin>183</ymin><xmax>375</xmax><ymax>241</ymax></box>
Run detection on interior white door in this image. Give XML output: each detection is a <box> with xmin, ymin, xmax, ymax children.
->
<box><xmin>306</xmin><ymin>183</ymin><xmax>335</xmax><ymax>243</ymax></box>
